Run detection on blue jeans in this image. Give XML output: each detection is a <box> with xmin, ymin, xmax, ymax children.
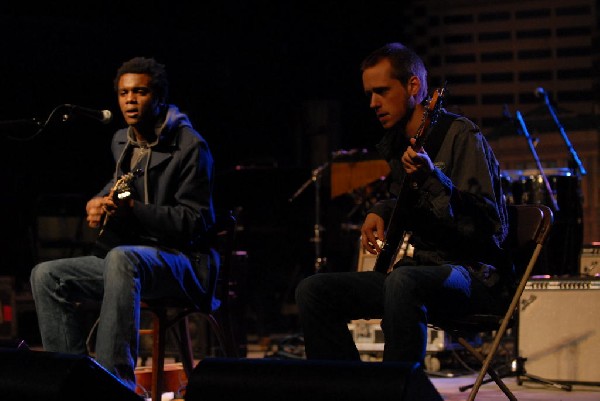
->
<box><xmin>30</xmin><ymin>245</ymin><xmax>213</xmax><ymax>391</ymax></box>
<box><xmin>295</xmin><ymin>265</ymin><xmax>507</xmax><ymax>364</ymax></box>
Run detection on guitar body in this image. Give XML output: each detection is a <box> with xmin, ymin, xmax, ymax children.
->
<box><xmin>372</xmin><ymin>210</ymin><xmax>407</xmax><ymax>273</ymax></box>
<box><xmin>372</xmin><ymin>86</ymin><xmax>447</xmax><ymax>274</ymax></box>
<box><xmin>93</xmin><ymin>213</ymin><xmax>141</xmax><ymax>257</ymax></box>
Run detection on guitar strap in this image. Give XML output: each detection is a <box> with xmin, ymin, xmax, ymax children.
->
<box><xmin>423</xmin><ymin>110</ymin><xmax>459</xmax><ymax>162</ymax></box>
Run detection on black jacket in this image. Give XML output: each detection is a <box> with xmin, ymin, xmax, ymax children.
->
<box><xmin>371</xmin><ymin>111</ymin><xmax>512</xmax><ymax>289</ymax></box>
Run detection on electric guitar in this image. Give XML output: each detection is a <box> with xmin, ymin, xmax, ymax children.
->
<box><xmin>372</xmin><ymin>85</ymin><xmax>447</xmax><ymax>274</ymax></box>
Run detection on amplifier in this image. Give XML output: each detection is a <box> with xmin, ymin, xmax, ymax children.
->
<box><xmin>0</xmin><ymin>276</ymin><xmax>16</xmax><ymax>340</ymax></box>
<box><xmin>580</xmin><ymin>244</ymin><xmax>600</xmax><ymax>277</ymax></box>
<box><xmin>518</xmin><ymin>278</ymin><xmax>600</xmax><ymax>383</ymax></box>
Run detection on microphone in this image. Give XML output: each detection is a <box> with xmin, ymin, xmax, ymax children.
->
<box><xmin>534</xmin><ymin>87</ymin><xmax>547</xmax><ymax>98</ymax></box>
<box><xmin>63</xmin><ymin>104</ymin><xmax>113</xmax><ymax>124</ymax></box>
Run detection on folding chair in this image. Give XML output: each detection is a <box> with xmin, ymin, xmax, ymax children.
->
<box><xmin>431</xmin><ymin>204</ymin><xmax>553</xmax><ymax>401</ymax></box>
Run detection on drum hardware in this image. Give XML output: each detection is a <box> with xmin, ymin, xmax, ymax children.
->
<box><xmin>288</xmin><ymin>161</ymin><xmax>329</xmax><ymax>273</ymax></box>
<box><xmin>505</xmin><ymin>96</ymin><xmax>586</xmax><ymax>276</ymax></box>
<box><xmin>289</xmin><ymin>149</ymin><xmax>372</xmax><ymax>273</ymax></box>
<box><xmin>502</xmin><ymin>166</ymin><xmax>583</xmax><ymax>276</ymax></box>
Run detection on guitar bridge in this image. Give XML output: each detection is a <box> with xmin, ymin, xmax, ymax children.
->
<box><xmin>387</xmin><ymin>232</ymin><xmax>414</xmax><ymax>272</ymax></box>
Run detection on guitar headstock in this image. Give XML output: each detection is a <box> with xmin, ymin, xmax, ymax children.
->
<box><xmin>112</xmin><ymin>169</ymin><xmax>144</xmax><ymax>201</ymax></box>
<box><xmin>414</xmin><ymin>82</ymin><xmax>447</xmax><ymax>148</ymax></box>
<box><xmin>424</xmin><ymin>82</ymin><xmax>447</xmax><ymax>121</ymax></box>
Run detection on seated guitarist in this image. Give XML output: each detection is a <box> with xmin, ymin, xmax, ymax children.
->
<box><xmin>30</xmin><ymin>57</ymin><xmax>218</xmax><ymax>392</ymax></box>
<box><xmin>296</xmin><ymin>43</ymin><xmax>513</xmax><ymax>366</ymax></box>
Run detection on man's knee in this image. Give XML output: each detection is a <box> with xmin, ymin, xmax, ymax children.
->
<box><xmin>30</xmin><ymin>262</ymin><xmax>52</xmax><ymax>288</ymax></box>
<box><xmin>385</xmin><ymin>267</ymin><xmax>422</xmax><ymax>293</ymax></box>
<box><xmin>295</xmin><ymin>277</ymin><xmax>311</xmax><ymax>305</ymax></box>
<box><xmin>295</xmin><ymin>274</ymin><xmax>324</xmax><ymax>305</ymax></box>
<box><xmin>104</xmin><ymin>247</ymin><xmax>136</xmax><ymax>273</ymax></box>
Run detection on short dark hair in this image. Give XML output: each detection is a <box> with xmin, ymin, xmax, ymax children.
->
<box><xmin>360</xmin><ymin>43</ymin><xmax>428</xmax><ymax>102</ymax></box>
<box><xmin>113</xmin><ymin>57</ymin><xmax>169</xmax><ymax>102</ymax></box>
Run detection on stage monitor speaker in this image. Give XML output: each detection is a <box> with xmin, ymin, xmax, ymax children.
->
<box><xmin>519</xmin><ymin>278</ymin><xmax>600</xmax><ymax>383</ymax></box>
<box><xmin>0</xmin><ymin>349</ymin><xmax>141</xmax><ymax>401</ymax></box>
<box><xmin>186</xmin><ymin>357</ymin><xmax>443</xmax><ymax>401</ymax></box>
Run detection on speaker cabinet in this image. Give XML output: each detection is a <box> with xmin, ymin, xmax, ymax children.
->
<box><xmin>0</xmin><ymin>349</ymin><xmax>141</xmax><ymax>401</ymax></box>
<box><xmin>186</xmin><ymin>357</ymin><xmax>443</xmax><ymax>401</ymax></box>
<box><xmin>518</xmin><ymin>278</ymin><xmax>600</xmax><ymax>383</ymax></box>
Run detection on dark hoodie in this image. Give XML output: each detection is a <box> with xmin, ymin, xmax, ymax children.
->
<box><xmin>91</xmin><ymin>105</ymin><xmax>219</xmax><ymax>309</ymax></box>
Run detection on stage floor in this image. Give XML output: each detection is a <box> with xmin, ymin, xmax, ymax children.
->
<box><xmin>22</xmin><ymin>334</ymin><xmax>600</xmax><ymax>400</ymax></box>
<box><xmin>430</xmin><ymin>375</ymin><xmax>600</xmax><ymax>401</ymax></box>
<box><xmin>132</xmin><ymin>340</ymin><xmax>600</xmax><ymax>401</ymax></box>
<box><xmin>143</xmin><ymin>356</ymin><xmax>600</xmax><ymax>401</ymax></box>
<box><xmin>242</xmin><ymin>340</ymin><xmax>600</xmax><ymax>401</ymax></box>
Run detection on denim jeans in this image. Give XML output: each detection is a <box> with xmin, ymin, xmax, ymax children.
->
<box><xmin>30</xmin><ymin>245</ymin><xmax>211</xmax><ymax>391</ymax></box>
<box><xmin>295</xmin><ymin>265</ymin><xmax>506</xmax><ymax>365</ymax></box>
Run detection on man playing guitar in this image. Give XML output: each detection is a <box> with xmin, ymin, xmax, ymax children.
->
<box><xmin>296</xmin><ymin>43</ymin><xmax>512</xmax><ymax>366</ymax></box>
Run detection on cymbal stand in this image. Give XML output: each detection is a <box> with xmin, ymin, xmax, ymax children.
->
<box><xmin>288</xmin><ymin>161</ymin><xmax>330</xmax><ymax>273</ymax></box>
<box><xmin>537</xmin><ymin>89</ymin><xmax>586</xmax><ymax>176</ymax></box>
<box><xmin>514</xmin><ymin>111</ymin><xmax>560</xmax><ymax>213</ymax></box>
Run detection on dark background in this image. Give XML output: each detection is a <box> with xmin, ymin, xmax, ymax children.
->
<box><xmin>0</xmin><ymin>1</ymin><xmax>408</xmax><ymax>336</ymax></box>
<box><xmin>0</xmin><ymin>1</ymin><xmax>408</xmax><ymax>168</ymax></box>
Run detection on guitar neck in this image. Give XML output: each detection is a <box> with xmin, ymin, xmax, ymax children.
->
<box><xmin>371</xmin><ymin>85</ymin><xmax>446</xmax><ymax>274</ymax></box>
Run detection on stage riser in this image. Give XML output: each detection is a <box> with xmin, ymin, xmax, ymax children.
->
<box><xmin>186</xmin><ymin>358</ymin><xmax>443</xmax><ymax>401</ymax></box>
